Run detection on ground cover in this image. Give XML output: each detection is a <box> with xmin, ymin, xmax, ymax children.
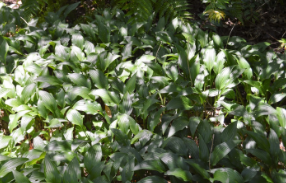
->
<box><xmin>0</xmin><ymin>1</ymin><xmax>286</xmax><ymax>183</ymax></box>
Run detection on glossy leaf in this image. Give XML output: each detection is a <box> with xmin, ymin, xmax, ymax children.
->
<box><xmin>0</xmin><ymin>158</ymin><xmax>28</xmax><ymax>178</ymax></box>
<box><xmin>137</xmin><ymin>176</ymin><xmax>167</xmax><ymax>183</ymax></box>
<box><xmin>165</xmin><ymin>168</ymin><xmax>192</xmax><ymax>181</ymax></box>
<box><xmin>66</xmin><ymin>109</ymin><xmax>83</xmax><ymax>127</ymax></box>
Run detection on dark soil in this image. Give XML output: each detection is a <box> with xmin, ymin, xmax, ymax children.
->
<box><xmin>189</xmin><ymin>0</ymin><xmax>286</xmax><ymax>53</ymax></box>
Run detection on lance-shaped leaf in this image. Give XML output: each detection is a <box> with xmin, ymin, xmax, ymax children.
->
<box><xmin>0</xmin><ymin>158</ymin><xmax>28</xmax><ymax>178</ymax></box>
<box><xmin>277</xmin><ymin>107</ymin><xmax>286</xmax><ymax>128</ymax></box>
<box><xmin>44</xmin><ymin>156</ymin><xmax>61</xmax><ymax>183</ymax></box>
<box><xmin>0</xmin><ymin>39</ymin><xmax>9</xmax><ymax>62</ymax></box>
<box><xmin>90</xmin><ymin>89</ymin><xmax>120</xmax><ymax>106</ymax></box>
<box><xmin>73</xmin><ymin>99</ymin><xmax>102</xmax><ymax>115</ymax></box>
<box><xmin>210</xmin><ymin>140</ymin><xmax>238</xmax><ymax>166</ymax></box>
<box><xmin>89</xmin><ymin>70</ymin><xmax>108</xmax><ymax>89</ymax></box>
<box><xmin>66</xmin><ymin>109</ymin><xmax>83</xmax><ymax>127</ymax></box>
<box><xmin>36</xmin><ymin>76</ymin><xmax>61</xmax><ymax>86</ymax></box>
<box><xmin>63</xmin><ymin>158</ymin><xmax>81</xmax><ymax>183</ymax></box>
<box><xmin>55</xmin><ymin>44</ymin><xmax>70</xmax><ymax>61</ymax></box>
<box><xmin>72</xmin><ymin>34</ymin><xmax>84</xmax><ymax>50</ymax></box>
<box><xmin>71</xmin><ymin>45</ymin><xmax>85</xmax><ymax>61</ymax></box>
<box><xmin>269</xmin><ymin>93</ymin><xmax>286</xmax><ymax>104</ymax></box>
<box><xmin>21</xmin><ymin>83</ymin><xmax>36</xmax><ymax>103</ymax></box>
<box><xmin>246</xmin><ymin>131</ymin><xmax>270</xmax><ymax>152</ymax></box>
<box><xmin>13</xmin><ymin>171</ymin><xmax>31</xmax><ymax>183</ymax></box>
<box><xmin>202</xmin><ymin>47</ymin><xmax>216</xmax><ymax>73</ymax></box>
<box><xmin>137</xmin><ymin>176</ymin><xmax>167</xmax><ymax>183</ymax></box>
<box><xmin>134</xmin><ymin>160</ymin><xmax>167</xmax><ymax>173</ymax></box>
<box><xmin>166</xmin><ymin>96</ymin><xmax>192</xmax><ymax>110</ymax></box>
<box><xmin>165</xmin><ymin>168</ymin><xmax>193</xmax><ymax>181</ymax></box>
<box><xmin>98</xmin><ymin>21</ymin><xmax>110</xmax><ymax>43</ymax></box>
<box><xmin>68</xmin><ymin>73</ymin><xmax>90</xmax><ymax>88</ymax></box>
<box><xmin>215</xmin><ymin>67</ymin><xmax>232</xmax><ymax>91</ymax></box>
<box><xmin>210</xmin><ymin>168</ymin><xmax>244</xmax><ymax>183</ymax></box>
<box><xmin>39</xmin><ymin>91</ymin><xmax>57</xmax><ymax>113</ymax></box>
<box><xmin>167</xmin><ymin>117</ymin><xmax>189</xmax><ymax>137</ymax></box>
<box><xmin>186</xmin><ymin>160</ymin><xmax>210</xmax><ymax>179</ymax></box>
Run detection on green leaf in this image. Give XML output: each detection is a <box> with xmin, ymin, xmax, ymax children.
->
<box><xmin>183</xmin><ymin>138</ymin><xmax>200</xmax><ymax>159</ymax></box>
<box><xmin>0</xmin><ymin>88</ymin><xmax>12</xmax><ymax>99</ymax></box>
<box><xmin>167</xmin><ymin>117</ymin><xmax>189</xmax><ymax>137</ymax></box>
<box><xmin>9</xmin><ymin>111</ymin><xmax>30</xmax><ymax>132</ymax></box>
<box><xmin>98</xmin><ymin>21</ymin><xmax>110</xmax><ymax>43</ymax></box>
<box><xmin>84</xmin><ymin>145</ymin><xmax>102</xmax><ymax>176</ymax></box>
<box><xmin>63</xmin><ymin>158</ymin><xmax>81</xmax><ymax>183</ymax></box>
<box><xmin>212</xmin><ymin>34</ymin><xmax>223</xmax><ymax>49</ymax></box>
<box><xmin>210</xmin><ymin>168</ymin><xmax>244</xmax><ymax>183</ymax></box>
<box><xmin>262</xmin><ymin>172</ymin><xmax>274</xmax><ymax>183</ymax></box>
<box><xmin>131</xmin><ymin>130</ymin><xmax>153</xmax><ymax>145</ymax></box>
<box><xmin>0</xmin><ymin>136</ymin><xmax>12</xmax><ymax>149</ymax></box>
<box><xmin>38</xmin><ymin>91</ymin><xmax>57</xmax><ymax>113</ymax></box>
<box><xmin>199</xmin><ymin>134</ymin><xmax>209</xmax><ymax>162</ymax></box>
<box><xmin>13</xmin><ymin>171</ymin><xmax>31</xmax><ymax>183</ymax></box>
<box><xmin>134</xmin><ymin>160</ymin><xmax>167</xmax><ymax>173</ymax></box>
<box><xmin>117</xmin><ymin>114</ymin><xmax>140</xmax><ymax>135</ymax></box>
<box><xmin>246</xmin><ymin>131</ymin><xmax>270</xmax><ymax>152</ymax></box>
<box><xmin>55</xmin><ymin>44</ymin><xmax>70</xmax><ymax>61</ymax></box>
<box><xmin>163</xmin><ymin>137</ymin><xmax>188</xmax><ymax>156</ymax></box>
<box><xmin>70</xmin><ymin>87</ymin><xmax>92</xmax><ymax>100</ymax></box>
<box><xmin>276</xmin><ymin>107</ymin><xmax>286</xmax><ymax>128</ymax></box>
<box><xmin>175</xmin><ymin>44</ymin><xmax>190</xmax><ymax>79</ymax></box>
<box><xmin>21</xmin><ymin>83</ymin><xmax>36</xmax><ymax>103</ymax></box>
<box><xmin>137</xmin><ymin>176</ymin><xmax>167</xmax><ymax>183</ymax></box>
<box><xmin>100</xmin><ymin>52</ymin><xmax>120</xmax><ymax>71</ymax></box>
<box><xmin>247</xmin><ymin>149</ymin><xmax>271</xmax><ymax>165</ymax></box>
<box><xmin>44</xmin><ymin>156</ymin><xmax>61</xmax><ymax>183</ymax></box>
<box><xmin>72</xmin><ymin>34</ymin><xmax>84</xmax><ymax>50</ymax></box>
<box><xmin>186</xmin><ymin>160</ymin><xmax>210</xmax><ymax>179</ymax></box>
<box><xmin>241</xmin><ymin>167</ymin><xmax>258</xmax><ymax>182</ymax></box>
<box><xmin>124</xmin><ymin>74</ymin><xmax>136</xmax><ymax>94</ymax></box>
<box><xmin>221</xmin><ymin>122</ymin><xmax>237</xmax><ymax>142</ymax></box>
<box><xmin>0</xmin><ymin>39</ymin><xmax>9</xmax><ymax>62</ymax></box>
<box><xmin>121</xmin><ymin>157</ymin><xmax>135</xmax><ymax>182</ymax></box>
<box><xmin>90</xmin><ymin>89</ymin><xmax>120</xmax><ymax>106</ymax></box>
<box><xmin>215</xmin><ymin>67</ymin><xmax>232</xmax><ymax>91</ymax></box>
<box><xmin>68</xmin><ymin>73</ymin><xmax>90</xmax><ymax>88</ymax></box>
<box><xmin>202</xmin><ymin>47</ymin><xmax>216</xmax><ymax>73</ymax></box>
<box><xmin>269</xmin><ymin>129</ymin><xmax>280</xmax><ymax>158</ymax></box>
<box><xmin>73</xmin><ymin>100</ymin><xmax>102</xmax><ymax>115</ymax></box>
<box><xmin>165</xmin><ymin>168</ymin><xmax>192</xmax><ymax>181</ymax></box>
<box><xmin>122</xmin><ymin>42</ymin><xmax>132</xmax><ymax>60</ymax></box>
<box><xmin>166</xmin><ymin>96</ymin><xmax>192</xmax><ymax>110</ymax></box>
<box><xmin>243</xmin><ymin>80</ymin><xmax>264</xmax><ymax>95</ymax></box>
<box><xmin>111</xmin><ymin>128</ymin><xmax>130</xmax><ymax>147</ymax></box>
<box><xmin>89</xmin><ymin>70</ymin><xmax>108</xmax><ymax>89</ymax></box>
<box><xmin>0</xmin><ymin>158</ymin><xmax>28</xmax><ymax>178</ymax></box>
<box><xmin>189</xmin><ymin>117</ymin><xmax>200</xmax><ymax>137</ymax></box>
<box><xmin>255</xmin><ymin>103</ymin><xmax>276</xmax><ymax>117</ymax></box>
<box><xmin>5</xmin><ymin>98</ymin><xmax>21</xmax><ymax>108</ymax></box>
<box><xmin>63</xmin><ymin>2</ymin><xmax>81</xmax><ymax>18</ymax></box>
<box><xmin>71</xmin><ymin>45</ymin><xmax>85</xmax><ymax>61</ymax></box>
<box><xmin>197</xmin><ymin>120</ymin><xmax>212</xmax><ymax>143</ymax></box>
<box><xmin>36</xmin><ymin>76</ymin><xmax>61</xmax><ymax>86</ymax></box>
<box><xmin>211</xmin><ymin>140</ymin><xmax>238</xmax><ymax>166</ymax></box>
<box><xmin>269</xmin><ymin>93</ymin><xmax>286</xmax><ymax>104</ymax></box>
<box><xmin>84</xmin><ymin>41</ymin><xmax>95</xmax><ymax>55</ymax></box>
<box><xmin>66</xmin><ymin>109</ymin><xmax>83</xmax><ymax>127</ymax></box>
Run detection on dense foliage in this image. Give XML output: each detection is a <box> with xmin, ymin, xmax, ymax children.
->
<box><xmin>0</xmin><ymin>1</ymin><xmax>286</xmax><ymax>183</ymax></box>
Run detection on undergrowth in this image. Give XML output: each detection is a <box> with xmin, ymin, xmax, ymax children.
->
<box><xmin>0</xmin><ymin>1</ymin><xmax>286</xmax><ymax>183</ymax></box>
